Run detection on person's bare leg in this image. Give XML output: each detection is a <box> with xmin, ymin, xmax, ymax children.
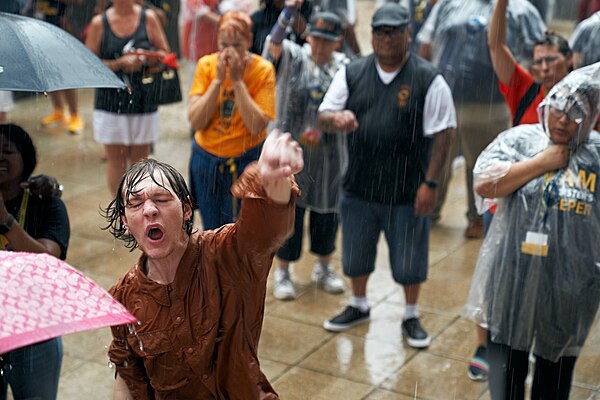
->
<box><xmin>404</xmin><ymin>283</ymin><xmax>420</xmax><ymax>305</ymax></box>
<box><xmin>65</xmin><ymin>89</ymin><xmax>78</xmax><ymax>116</ymax></box>
<box><xmin>50</xmin><ymin>91</ymin><xmax>64</xmax><ymax>110</ymax></box>
<box><xmin>0</xmin><ymin>112</ymin><xmax>8</xmax><ymax>124</ymax></box>
<box><xmin>105</xmin><ymin>144</ymin><xmax>128</xmax><ymax>195</ymax></box>
<box><xmin>351</xmin><ymin>275</ymin><xmax>368</xmax><ymax>297</ymax></box>
<box><xmin>477</xmin><ymin>325</ymin><xmax>488</xmax><ymax>347</ymax></box>
<box><xmin>64</xmin><ymin>89</ymin><xmax>85</xmax><ymax>134</ymax></box>
<box><xmin>41</xmin><ymin>92</ymin><xmax>65</xmax><ymax>126</ymax></box>
<box><xmin>318</xmin><ymin>255</ymin><xmax>332</xmax><ymax>265</ymax></box>
<box><xmin>277</xmin><ymin>259</ymin><xmax>290</xmax><ymax>272</ymax></box>
<box><xmin>128</xmin><ymin>144</ymin><xmax>152</xmax><ymax>165</ymax></box>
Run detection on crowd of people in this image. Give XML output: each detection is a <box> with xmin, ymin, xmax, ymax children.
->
<box><xmin>1</xmin><ymin>0</ymin><xmax>599</xmax><ymax>399</ymax></box>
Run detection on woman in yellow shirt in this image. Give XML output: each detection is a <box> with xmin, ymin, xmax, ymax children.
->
<box><xmin>188</xmin><ymin>11</ymin><xmax>276</xmax><ymax>229</ymax></box>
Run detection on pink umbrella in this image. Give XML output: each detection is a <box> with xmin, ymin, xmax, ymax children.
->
<box><xmin>0</xmin><ymin>251</ymin><xmax>136</xmax><ymax>354</ymax></box>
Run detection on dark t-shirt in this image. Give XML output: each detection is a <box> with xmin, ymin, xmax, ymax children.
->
<box><xmin>250</xmin><ymin>2</ymin><xmax>313</xmax><ymax>55</ymax></box>
<box><xmin>32</xmin><ymin>0</ymin><xmax>66</xmax><ymax>27</ymax></box>
<box><xmin>4</xmin><ymin>191</ymin><xmax>70</xmax><ymax>260</ymax></box>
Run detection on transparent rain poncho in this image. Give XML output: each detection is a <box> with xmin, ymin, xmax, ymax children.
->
<box><xmin>570</xmin><ymin>11</ymin><xmax>600</xmax><ymax>68</ymax></box>
<box><xmin>416</xmin><ymin>0</ymin><xmax>545</xmax><ymax>104</ymax></box>
<box><xmin>464</xmin><ymin>63</ymin><xmax>600</xmax><ymax>362</ymax></box>
<box><xmin>263</xmin><ymin>38</ymin><xmax>349</xmax><ymax>212</ymax></box>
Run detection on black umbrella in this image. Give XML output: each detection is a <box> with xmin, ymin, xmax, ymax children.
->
<box><xmin>0</xmin><ymin>12</ymin><xmax>126</xmax><ymax>92</ymax></box>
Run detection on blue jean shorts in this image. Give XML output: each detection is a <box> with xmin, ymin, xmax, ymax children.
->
<box><xmin>1</xmin><ymin>338</ymin><xmax>63</xmax><ymax>400</ymax></box>
<box><xmin>340</xmin><ymin>193</ymin><xmax>430</xmax><ymax>285</ymax></box>
<box><xmin>189</xmin><ymin>141</ymin><xmax>262</xmax><ymax>230</ymax></box>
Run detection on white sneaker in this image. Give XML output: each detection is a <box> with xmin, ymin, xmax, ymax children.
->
<box><xmin>312</xmin><ymin>263</ymin><xmax>345</xmax><ymax>294</ymax></box>
<box><xmin>273</xmin><ymin>268</ymin><xmax>296</xmax><ymax>300</ymax></box>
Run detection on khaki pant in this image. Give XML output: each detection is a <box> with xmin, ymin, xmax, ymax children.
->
<box><xmin>434</xmin><ymin>102</ymin><xmax>511</xmax><ymax>221</ymax></box>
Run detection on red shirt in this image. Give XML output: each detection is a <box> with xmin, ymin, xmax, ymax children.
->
<box><xmin>499</xmin><ymin>63</ymin><xmax>544</xmax><ymax>126</ymax></box>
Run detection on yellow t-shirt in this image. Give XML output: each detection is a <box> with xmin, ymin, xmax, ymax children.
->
<box><xmin>190</xmin><ymin>53</ymin><xmax>276</xmax><ymax>158</ymax></box>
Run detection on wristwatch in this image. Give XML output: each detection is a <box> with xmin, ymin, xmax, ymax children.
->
<box><xmin>0</xmin><ymin>215</ymin><xmax>15</xmax><ymax>235</ymax></box>
<box><xmin>424</xmin><ymin>179</ymin><xmax>438</xmax><ymax>189</ymax></box>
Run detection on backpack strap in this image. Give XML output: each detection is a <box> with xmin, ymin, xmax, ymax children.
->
<box><xmin>513</xmin><ymin>82</ymin><xmax>542</xmax><ymax>126</ymax></box>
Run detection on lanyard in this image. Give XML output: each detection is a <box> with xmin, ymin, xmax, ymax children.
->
<box><xmin>0</xmin><ymin>189</ymin><xmax>30</xmax><ymax>250</ymax></box>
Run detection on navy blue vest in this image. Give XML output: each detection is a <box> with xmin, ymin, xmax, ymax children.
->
<box><xmin>344</xmin><ymin>54</ymin><xmax>438</xmax><ymax>204</ymax></box>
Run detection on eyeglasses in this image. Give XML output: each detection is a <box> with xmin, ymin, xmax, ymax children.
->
<box><xmin>548</xmin><ymin>105</ymin><xmax>585</xmax><ymax>125</ymax></box>
<box><xmin>373</xmin><ymin>27</ymin><xmax>406</xmax><ymax>39</ymax></box>
<box><xmin>532</xmin><ymin>55</ymin><xmax>560</xmax><ymax>67</ymax></box>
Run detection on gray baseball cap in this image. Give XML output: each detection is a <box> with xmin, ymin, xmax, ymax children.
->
<box><xmin>308</xmin><ymin>12</ymin><xmax>343</xmax><ymax>41</ymax></box>
<box><xmin>371</xmin><ymin>3</ymin><xmax>410</xmax><ymax>28</ymax></box>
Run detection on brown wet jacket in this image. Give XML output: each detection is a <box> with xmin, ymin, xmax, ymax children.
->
<box><xmin>108</xmin><ymin>163</ymin><xmax>298</xmax><ymax>399</ymax></box>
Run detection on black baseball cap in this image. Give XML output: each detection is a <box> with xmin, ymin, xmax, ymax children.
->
<box><xmin>371</xmin><ymin>3</ymin><xmax>410</xmax><ymax>28</ymax></box>
<box><xmin>307</xmin><ymin>12</ymin><xmax>343</xmax><ymax>41</ymax></box>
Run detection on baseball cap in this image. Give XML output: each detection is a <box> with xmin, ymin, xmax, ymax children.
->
<box><xmin>307</xmin><ymin>12</ymin><xmax>343</xmax><ymax>41</ymax></box>
<box><xmin>371</xmin><ymin>3</ymin><xmax>410</xmax><ymax>28</ymax></box>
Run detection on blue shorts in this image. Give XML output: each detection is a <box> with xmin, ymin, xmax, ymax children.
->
<box><xmin>340</xmin><ymin>193</ymin><xmax>430</xmax><ymax>285</ymax></box>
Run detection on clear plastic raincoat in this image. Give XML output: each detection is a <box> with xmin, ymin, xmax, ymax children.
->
<box><xmin>464</xmin><ymin>63</ymin><xmax>600</xmax><ymax>362</ymax></box>
<box><xmin>416</xmin><ymin>0</ymin><xmax>545</xmax><ymax>103</ymax></box>
<box><xmin>570</xmin><ymin>11</ymin><xmax>600</xmax><ymax>68</ymax></box>
<box><xmin>264</xmin><ymin>39</ymin><xmax>349</xmax><ymax>212</ymax></box>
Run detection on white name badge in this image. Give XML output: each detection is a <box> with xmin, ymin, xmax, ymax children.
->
<box><xmin>521</xmin><ymin>231</ymin><xmax>549</xmax><ymax>257</ymax></box>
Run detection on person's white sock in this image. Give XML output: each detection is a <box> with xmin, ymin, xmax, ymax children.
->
<box><xmin>403</xmin><ymin>304</ymin><xmax>418</xmax><ymax>321</ymax></box>
<box><xmin>351</xmin><ymin>296</ymin><xmax>369</xmax><ymax>312</ymax></box>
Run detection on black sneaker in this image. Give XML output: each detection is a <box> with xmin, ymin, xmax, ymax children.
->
<box><xmin>401</xmin><ymin>317</ymin><xmax>431</xmax><ymax>348</ymax></box>
<box><xmin>467</xmin><ymin>345</ymin><xmax>489</xmax><ymax>381</ymax></box>
<box><xmin>323</xmin><ymin>306</ymin><xmax>370</xmax><ymax>332</ymax></box>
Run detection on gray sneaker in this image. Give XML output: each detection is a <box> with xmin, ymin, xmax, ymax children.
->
<box><xmin>273</xmin><ymin>268</ymin><xmax>296</xmax><ymax>300</ymax></box>
<box><xmin>312</xmin><ymin>263</ymin><xmax>345</xmax><ymax>294</ymax></box>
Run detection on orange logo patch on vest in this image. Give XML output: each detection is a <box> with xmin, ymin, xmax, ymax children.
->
<box><xmin>398</xmin><ymin>86</ymin><xmax>411</xmax><ymax>108</ymax></box>
<box><xmin>315</xmin><ymin>18</ymin><xmax>335</xmax><ymax>32</ymax></box>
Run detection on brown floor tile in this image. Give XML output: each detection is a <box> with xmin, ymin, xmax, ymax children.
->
<box><xmin>412</xmin><ymin>275</ymin><xmax>473</xmax><ymax>315</ymax></box>
<box><xmin>258</xmin><ymin>315</ymin><xmax>332</xmax><ymax>365</ymax></box>
<box><xmin>300</xmin><ymin>333</ymin><xmax>411</xmax><ymax>385</ymax></box>
<box><xmin>364</xmin><ymin>389</ymin><xmax>415</xmax><ymax>399</ymax></box>
<box><xmin>381</xmin><ymin>352</ymin><xmax>487</xmax><ymax>399</ymax></box>
<box><xmin>273</xmin><ymin>367</ymin><xmax>373</xmax><ymax>400</ymax></box>
<box><xmin>569</xmin><ymin>385</ymin><xmax>599</xmax><ymax>400</ymax></box>
<box><xmin>269</xmin><ymin>286</ymin><xmax>351</xmax><ymax>327</ymax></box>
<box><xmin>428</xmin><ymin>317</ymin><xmax>480</xmax><ymax>362</ymax></box>
<box><xmin>58</xmin><ymin>360</ymin><xmax>114</xmax><ymax>399</ymax></box>
<box><xmin>574</xmin><ymin>351</ymin><xmax>600</xmax><ymax>389</ymax></box>
<box><xmin>260</xmin><ymin>358</ymin><xmax>291</xmax><ymax>382</ymax></box>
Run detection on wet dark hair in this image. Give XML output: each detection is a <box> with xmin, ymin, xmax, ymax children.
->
<box><xmin>102</xmin><ymin>158</ymin><xmax>194</xmax><ymax>251</ymax></box>
<box><xmin>534</xmin><ymin>31</ymin><xmax>572</xmax><ymax>58</ymax></box>
<box><xmin>0</xmin><ymin>124</ymin><xmax>37</xmax><ymax>181</ymax></box>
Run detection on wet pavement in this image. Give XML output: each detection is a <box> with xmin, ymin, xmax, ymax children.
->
<box><xmin>4</xmin><ymin>1</ymin><xmax>599</xmax><ymax>398</ymax></box>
